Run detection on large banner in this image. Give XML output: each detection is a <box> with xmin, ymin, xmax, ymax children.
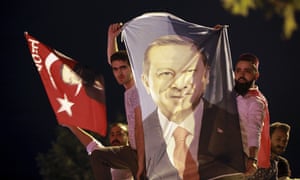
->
<box><xmin>121</xmin><ymin>12</ymin><xmax>245</xmax><ymax>179</ymax></box>
<box><xmin>25</xmin><ymin>32</ymin><xmax>107</xmax><ymax>136</ymax></box>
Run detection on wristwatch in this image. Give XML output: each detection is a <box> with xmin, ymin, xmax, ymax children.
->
<box><xmin>248</xmin><ymin>157</ymin><xmax>258</xmax><ymax>163</ymax></box>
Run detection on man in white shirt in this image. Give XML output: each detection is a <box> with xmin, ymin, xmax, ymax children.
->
<box><xmin>234</xmin><ymin>53</ymin><xmax>271</xmax><ymax>178</ymax></box>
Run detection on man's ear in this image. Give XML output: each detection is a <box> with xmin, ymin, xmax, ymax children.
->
<box><xmin>141</xmin><ymin>74</ymin><xmax>150</xmax><ymax>94</ymax></box>
<box><xmin>204</xmin><ymin>67</ymin><xmax>210</xmax><ymax>85</ymax></box>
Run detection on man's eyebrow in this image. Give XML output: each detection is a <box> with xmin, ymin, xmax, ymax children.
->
<box><xmin>113</xmin><ymin>65</ymin><xmax>127</xmax><ymax>69</ymax></box>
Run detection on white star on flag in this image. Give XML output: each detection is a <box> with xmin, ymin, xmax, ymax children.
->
<box><xmin>57</xmin><ymin>93</ymin><xmax>74</xmax><ymax>116</ymax></box>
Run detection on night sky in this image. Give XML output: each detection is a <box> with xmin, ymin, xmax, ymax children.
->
<box><xmin>2</xmin><ymin>0</ymin><xmax>299</xmax><ymax>179</ymax></box>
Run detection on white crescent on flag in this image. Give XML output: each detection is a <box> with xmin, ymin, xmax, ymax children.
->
<box><xmin>25</xmin><ymin>32</ymin><xmax>107</xmax><ymax>136</ymax></box>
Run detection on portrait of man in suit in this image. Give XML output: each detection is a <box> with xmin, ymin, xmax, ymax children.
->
<box><xmin>141</xmin><ymin>34</ymin><xmax>245</xmax><ymax>180</ymax></box>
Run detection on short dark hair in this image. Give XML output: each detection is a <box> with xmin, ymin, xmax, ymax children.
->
<box><xmin>236</xmin><ymin>53</ymin><xmax>259</xmax><ymax>71</ymax></box>
<box><xmin>270</xmin><ymin>122</ymin><xmax>291</xmax><ymax>136</ymax></box>
<box><xmin>110</xmin><ymin>50</ymin><xmax>130</xmax><ymax>65</ymax></box>
<box><xmin>109</xmin><ymin>122</ymin><xmax>128</xmax><ymax>135</ymax></box>
<box><xmin>143</xmin><ymin>35</ymin><xmax>208</xmax><ymax>76</ymax></box>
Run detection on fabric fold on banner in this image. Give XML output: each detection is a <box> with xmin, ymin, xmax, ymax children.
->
<box><xmin>25</xmin><ymin>32</ymin><xmax>107</xmax><ymax>136</ymax></box>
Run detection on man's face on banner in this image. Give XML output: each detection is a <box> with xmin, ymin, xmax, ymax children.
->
<box><xmin>142</xmin><ymin>41</ymin><xmax>209</xmax><ymax>122</ymax></box>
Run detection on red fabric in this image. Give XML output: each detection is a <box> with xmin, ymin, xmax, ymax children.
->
<box><xmin>248</xmin><ymin>89</ymin><xmax>270</xmax><ymax>168</ymax></box>
<box><xmin>25</xmin><ymin>32</ymin><xmax>107</xmax><ymax>136</ymax></box>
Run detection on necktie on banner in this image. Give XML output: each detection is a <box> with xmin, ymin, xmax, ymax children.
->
<box><xmin>24</xmin><ymin>32</ymin><xmax>107</xmax><ymax>136</ymax></box>
<box><xmin>173</xmin><ymin>127</ymin><xmax>199</xmax><ymax>179</ymax></box>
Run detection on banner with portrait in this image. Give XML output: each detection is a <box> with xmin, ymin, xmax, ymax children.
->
<box><xmin>121</xmin><ymin>12</ymin><xmax>245</xmax><ymax>179</ymax></box>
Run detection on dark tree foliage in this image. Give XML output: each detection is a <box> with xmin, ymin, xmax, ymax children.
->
<box><xmin>222</xmin><ymin>0</ymin><xmax>300</xmax><ymax>39</ymax></box>
<box><xmin>36</xmin><ymin>126</ymin><xmax>106</xmax><ymax>180</ymax></box>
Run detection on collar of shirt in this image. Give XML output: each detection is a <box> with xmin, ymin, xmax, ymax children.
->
<box><xmin>158</xmin><ymin>100</ymin><xmax>204</xmax><ymax>164</ymax></box>
<box><xmin>236</xmin><ymin>86</ymin><xmax>259</xmax><ymax>98</ymax></box>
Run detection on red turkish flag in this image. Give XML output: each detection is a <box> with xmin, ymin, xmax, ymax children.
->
<box><xmin>25</xmin><ymin>32</ymin><xmax>107</xmax><ymax>136</ymax></box>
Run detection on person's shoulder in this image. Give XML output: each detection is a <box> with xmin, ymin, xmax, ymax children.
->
<box><xmin>277</xmin><ymin>155</ymin><xmax>289</xmax><ymax>164</ymax></box>
<box><xmin>246</xmin><ymin>87</ymin><xmax>268</xmax><ymax>101</ymax></box>
<box><xmin>277</xmin><ymin>155</ymin><xmax>291</xmax><ymax>178</ymax></box>
<box><xmin>125</xmin><ymin>85</ymin><xmax>138</xmax><ymax>95</ymax></box>
<box><xmin>241</xmin><ymin>93</ymin><xmax>266</xmax><ymax>109</ymax></box>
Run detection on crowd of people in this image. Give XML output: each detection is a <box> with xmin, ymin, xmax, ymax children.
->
<box><xmin>62</xmin><ymin>22</ymin><xmax>294</xmax><ymax>180</ymax></box>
